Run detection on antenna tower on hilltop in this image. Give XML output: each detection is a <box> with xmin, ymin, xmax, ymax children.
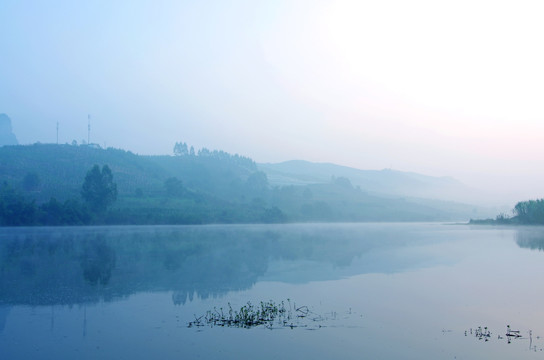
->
<box><xmin>87</xmin><ymin>114</ymin><xmax>91</xmax><ymax>145</ymax></box>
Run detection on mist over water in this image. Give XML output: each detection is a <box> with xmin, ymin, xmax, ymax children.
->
<box><xmin>1</xmin><ymin>223</ymin><xmax>544</xmax><ymax>359</ymax></box>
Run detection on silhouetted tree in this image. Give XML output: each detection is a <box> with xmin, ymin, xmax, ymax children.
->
<box><xmin>81</xmin><ymin>165</ymin><xmax>118</xmax><ymax>213</ymax></box>
<box><xmin>514</xmin><ymin>199</ymin><xmax>544</xmax><ymax>224</ymax></box>
<box><xmin>173</xmin><ymin>142</ymin><xmax>188</xmax><ymax>156</ymax></box>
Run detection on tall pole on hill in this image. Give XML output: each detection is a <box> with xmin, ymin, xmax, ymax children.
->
<box><xmin>87</xmin><ymin>114</ymin><xmax>91</xmax><ymax>145</ymax></box>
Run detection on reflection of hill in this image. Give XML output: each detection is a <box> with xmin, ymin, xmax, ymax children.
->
<box><xmin>0</xmin><ymin>224</ymin><xmax>436</xmax><ymax>306</ymax></box>
<box><xmin>0</xmin><ymin>226</ymin><xmax>274</xmax><ymax>306</ymax></box>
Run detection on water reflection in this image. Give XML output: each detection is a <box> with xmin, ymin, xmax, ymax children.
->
<box><xmin>0</xmin><ymin>307</ymin><xmax>9</xmax><ymax>334</ymax></box>
<box><xmin>81</xmin><ymin>236</ymin><xmax>116</xmax><ymax>286</ymax></box>
<box><xmin>0</xmin><ymin>224</ymin><xmax>438</xmax><ymax>307</ymax></box>
<box><xmin>515</xmin><ymin>227</ymin><xmax>544</xmax><ymax>251</ymax></box>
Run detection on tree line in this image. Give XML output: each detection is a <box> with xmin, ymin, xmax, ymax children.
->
<box><xmin>0</xmin><ymin>164</ymin><xmax>117</xmax><ymax>226</ymax></box>
<box><xmin>173</xmin><ymin>141</ymin><xmax>256</xmax><ymax>170</ymax></box>
<box><xmin>470</xmin><ymin>199</ymin><xmax>544</xmax><ymax>225</ymax></box>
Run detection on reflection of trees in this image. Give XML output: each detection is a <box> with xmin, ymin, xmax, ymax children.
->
<box><xmin>0</xmin><ymin>306</ymin><xmax>10</xmax><ymax>334</ymax></box>
<box><xmin>0</xmin><ymin>227</ymin><xmax>277</xmax><ymax>306</ymax></box>
<box><xmin>0</xmin><ymin>224</ymin><xmax>420</xmax><ymax>307</ymax></box>
<box><xmin>80</xmin><ymin>236</ymin><xmax>116</xmax><ymax>285</ymax></box>
<box><xmin>515</xmin><ymin>229</ymin><xmax>544</xmax><ymax>251</ymax></box>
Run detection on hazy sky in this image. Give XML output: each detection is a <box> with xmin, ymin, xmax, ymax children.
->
<box><xmin>1</xmin><ymin>0</ymin><xmax>544</xmax><ymax>200</ymax></box>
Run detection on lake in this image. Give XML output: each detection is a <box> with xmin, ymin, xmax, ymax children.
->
<box><xmin>1</xmin><ymin>223</ymin><xmax>544</xmax><ymax>359</ymax></box>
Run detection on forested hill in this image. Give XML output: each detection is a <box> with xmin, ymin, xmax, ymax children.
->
<box><xmin>0</xmin><ymin>144</ymin><xmax>167</xmax><ymax>202</ymax></box>
<box><xmin>0</xmin><ymin>144</ymin><xmax>256</xmax><ymax>203</ymax></box>
<box><xmin>0</xmin><ymin>144</ymin><xmax>491</xmax><ymax>225</ymax></box>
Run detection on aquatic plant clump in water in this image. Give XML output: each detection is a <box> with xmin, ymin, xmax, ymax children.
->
<box><xmin>464</xmin><ymin>324</ymin><xmax>544</xmax><ymax>351</ymax></box>
<box><xmin>465</xmin><ymin>325</ymin><xmax>525</xmax><ymax>342</ymax></box>
<box><xmin>188</xmin><ymin>300</ymin><xmax>316</xmax><ymax>329</ymax></box>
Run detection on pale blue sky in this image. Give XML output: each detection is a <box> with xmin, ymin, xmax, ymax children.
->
<box><xmin>1</xmin><ymin>0</ymin><xmax>544</xmax><ymax>201</ymax></box>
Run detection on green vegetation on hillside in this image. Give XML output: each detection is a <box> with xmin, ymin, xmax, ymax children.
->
<box><xmin>0</xmin><ymin>143</ymin><xmax>478</xmax><ymax>226</ymax></box>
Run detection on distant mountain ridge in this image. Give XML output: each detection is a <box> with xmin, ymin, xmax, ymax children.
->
<box><xmin>258</xmin><ymin>160</ymin><xmax>475</xmax><ymax>203</ymax></box>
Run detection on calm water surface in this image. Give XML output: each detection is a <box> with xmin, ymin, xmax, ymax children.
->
<box><xmin>1</xmin><ymin>223</ymin><xmax>544</xmax><ymax>359</ymax></box>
